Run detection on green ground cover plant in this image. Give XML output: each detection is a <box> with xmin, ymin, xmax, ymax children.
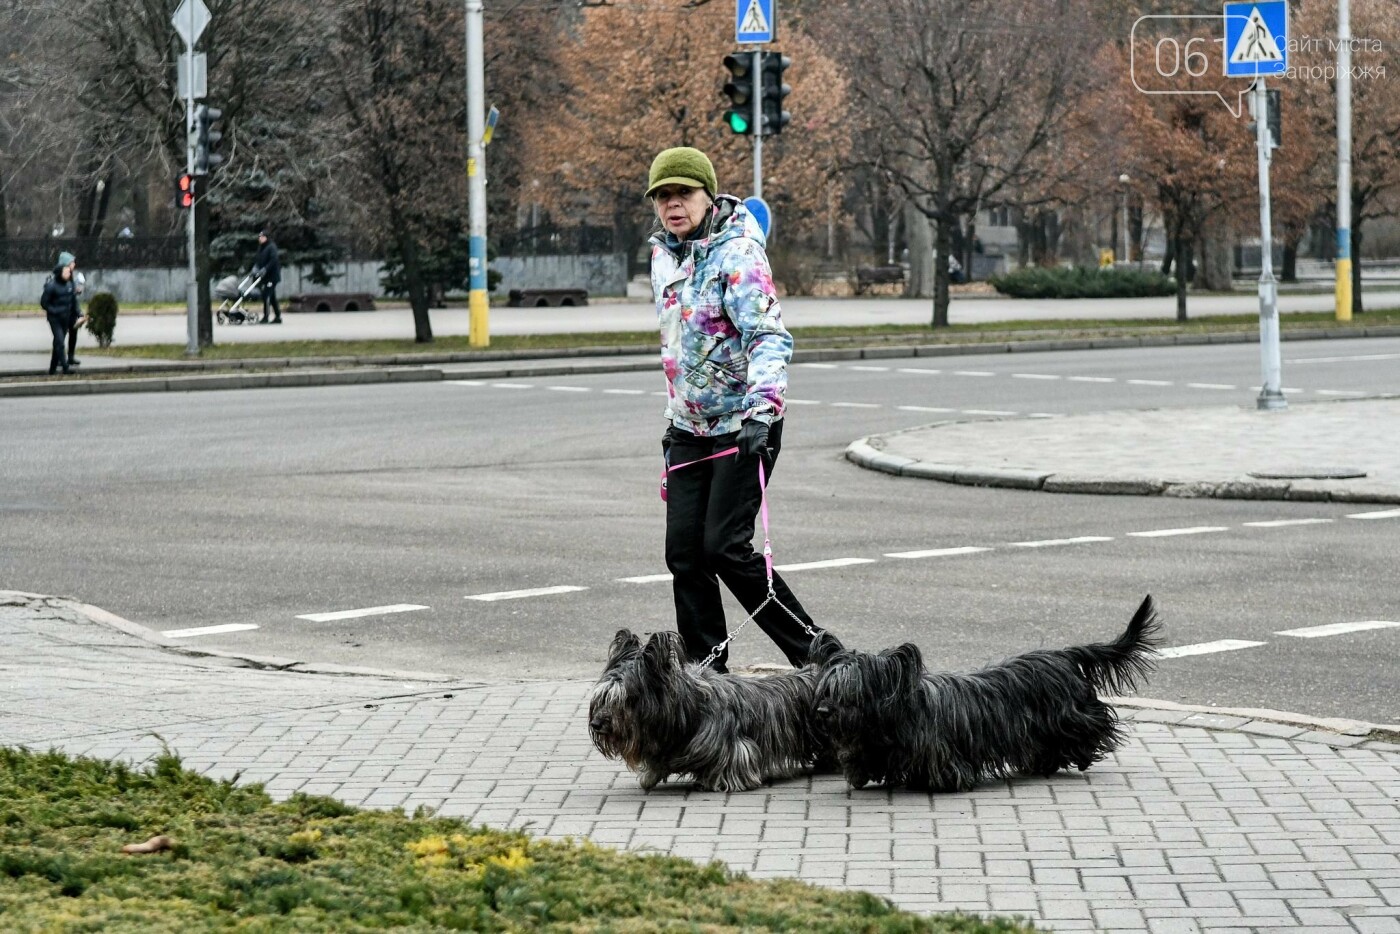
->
<box><xmin>989</xmin><ymin>267</ymin><xmax>1177</xmax><ymax>299</ymax></box>
<box><xmin>0</xmin><ymin>748</ymin><xmax>1038</xmax><ymax>933</ymax></box>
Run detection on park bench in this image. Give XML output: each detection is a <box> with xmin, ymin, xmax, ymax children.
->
<box><xmin>287</xmin><ymin>291</ymin><xmax>376</xmax><ymax>313</ymax></box>
<box><xmin>507</xmin><ymin>288</ymin><xmax>589</xmax><ymax>307</ymax></box>
<box><xmin>853</xmin><ymin>265</ymin><xmax>906</xmax><ymax>295</ymax></box>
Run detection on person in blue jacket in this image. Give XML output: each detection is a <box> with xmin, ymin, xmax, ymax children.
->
<box><xmin>39</xmin><ymin>251</ymin><xmax>82</xmax><ymax>375</ymax></box>
<box><xmin>647</xmin><ymin>146</ymin><xmax>825</xmax><ymax>673</ymax></box>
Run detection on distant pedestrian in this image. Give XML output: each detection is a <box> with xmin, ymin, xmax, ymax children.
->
<box><xmin>253</xmin><ymin>230</ymin><xmax>282</xmax><ymax>324</ymax></box>
<box><xmin>646</xmin><ymin>146</ymin><xmax>825</xmax><ymax>672</ymax></box>
<box><xmin>39</xmin><ymin>251</ymin><xmax>82</xmax><ymax>375</ymax></box>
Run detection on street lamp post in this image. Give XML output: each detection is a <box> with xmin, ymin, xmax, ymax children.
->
<box><xmin>1118</xmin><ymin>174</ymin><xmax>1131</xmax><ymax>265</ymax></box>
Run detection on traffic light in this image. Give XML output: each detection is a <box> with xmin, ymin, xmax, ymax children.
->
<box><xmin>176</xmin><ymin>173</ymin><xmax>196</xmax><ymax>209</ymax></box>
<box><xmin>194</xmin><ymin>104</ymin><xmax>224</xmax><ymax>174</ymax></box>
<box><xmin>760</xmin><ymin>52</ymin><xmax>791</xmax><ymax>136</ymax></box>
<box><xmin>722</xmin><ymin>53</ymin><xmax>755</xmax><ymax>135</ymax></box>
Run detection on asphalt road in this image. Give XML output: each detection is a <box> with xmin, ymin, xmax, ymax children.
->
<box><xmin>3</xmin><ymin>337</ymin><xmax>1398</xmax><ymax>724</ymax></box>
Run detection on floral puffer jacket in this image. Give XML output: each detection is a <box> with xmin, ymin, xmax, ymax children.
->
<box><xmin>649</xmin><ymin>195</ymin><xmax>792</xmax><ymax>437</ymax></box>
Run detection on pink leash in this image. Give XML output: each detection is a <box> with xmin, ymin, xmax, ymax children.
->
<box><xmin>663</xmin><ymin>446</ymin><xmax>804</xmax><ymax>667</ymax></box>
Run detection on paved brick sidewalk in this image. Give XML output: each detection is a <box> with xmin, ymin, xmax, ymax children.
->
<box><xmin>851</xmin><ymin>398</ymin><xmax>1400</xmax><ymax>504</ymax></box>
<box><xmin>4</xmin><ymin>595</ymin><xmax>1398</xmax><ymax>932</ymax></box>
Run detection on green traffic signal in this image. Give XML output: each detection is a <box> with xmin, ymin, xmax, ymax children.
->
<box><xmin>726</xmin><ymin>110</ymin><xmax>750</xmax><ymax>134</ymax></box>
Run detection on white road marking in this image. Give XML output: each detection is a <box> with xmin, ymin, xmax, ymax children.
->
<box><xmin>773</xmin><ymin>557</ymin><xmax>878</xmax><ymax>572</ymax></box>
<box><xmin>1187</xmin><ymin>382</ymin><xmax>1237</xmax><ymax>390</ymax></box>
<box><xmin>897</xmin><ymin>368</ymin><xmax>942</xmax><ymax>374</ymax></box>
<box><xmin>786</xmin><ymin>398</ymin><xmax>822</xmax><ymax>405</ymax></box>
<box><xmin>1158</xmin><ymin>639</ymin><xmax>1266</xmax><ymax>658</ymax></box>
<box><xmin>1009</xmin><ymin>536</ymin><xmax>1114</xmax><ymax>548</ymax></box>
<box><xmin>465</xmin><ymin>585</ymin><xmax>588</xmax><ymax>602</ymax></box>
<box><xmin>617</xmin><ymin>573</ymin><xmax>674</xmax><ymax>584</ymax></box>
<box><xmin>897</xmin><ymin>405</ymin><xmax>957</xmax><ymax>413</ymax></box>
<box><xmin>1347</xmin><ymin>508</ymin><xmax>1400</xmax><ymax>520</ymax></box>
<box><xmin>962</xmin><ymin>409</ymin><xmax>1018</xmax><ymax>416</ymax></box>
<box><xmin>1128</xmin><ymin>526</ymin><xmax>1229</xmax><ymax>538</ymax></box>
<box><xmin>1012</xmin><ymin>373</ymin><xmax>1061</xmax><ymax>380</ymax></box>
<box><xmin>446</xmin><ymin>380</ymin><xmax>488</xmax><ymax>386</ymax></box>
<box><xmin>1027</xmin><ymin>413</ymin><xmax>1060</xmax><ymax>419</ymax></box>
<box><xmin>1127</xmin><ymin>379</ymin><xmax>1172</xmax><ymax>386</ymax></box>
<box><xmin>603</xmin><ymin>388</ymin><xmax>646</xmax><ymax>395</ymax></box>
<box><xmin>546</xmin><ymin>385</ymin><xmax>591</xmax><ymax>393</ymax></box>
<box><xmin>1243</xmin><ymin>518</ymin><xmax>1334</xmax><ymax>528</ymax></box>
<box><xmin>297</xmin><ymin>604</ymin><xmax>429</xmax><ymax>623</ymax></box>
<box><xmin>1276</xmin><ymin>620</ymin><xmax>1400</xmax><ymax>639</ymax></box>
<box><xmin>163</xmin><ymin>623</ymin><xmax>260</xmax><ymax>639</ymax></box>
<box><xmin>1068</xmin><ymin>376</ymin><xmax>1116</xmax><ymax>383</ymax></box>
<box><xmin>1314</xmin><ymin>389</ymin><xmax>1366</xmax><ymax>396</ymax></box>
<box><xmin>885</xmin><ymin>546</ymin><xmax>992</xmax><ymax>559</ymax></box>
<box><xmin>849</xmin><ymin>365</ymin><xmax>890</xmax><ymax>372</ymax></box>
<box><xmin>492</xmin><ymin>382</ymin><xmax>533</xmax><ymax>389</ymax></box>
<box><xmin>831</xmin><ymin>402</ymin><xmax>882</xmax><ymax>409</ymax></box>
<box><xmin>800</xmin><ymin>363</ymin><xmax>839</xmax><ymax>369</ymax></box>
<box><xmin>954</xmin><ymin>370</ymin><xmax>996</xmax><ymax>377</ymax></box>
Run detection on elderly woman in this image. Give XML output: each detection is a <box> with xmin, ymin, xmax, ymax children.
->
<box><xmin>647</xmin><ymin>146</ymin><xmax>824</xmax><ymax>673</ymax></box>
<box><xmin>40</xmin><ymin>251</ymin><xmax>82</xmax><ymax>376</ymax></box>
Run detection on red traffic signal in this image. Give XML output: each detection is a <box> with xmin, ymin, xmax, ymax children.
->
<box><xmin>176</xmin><ymin>173</ymin><xmax>196</xmax><ymax>209</ymax></box>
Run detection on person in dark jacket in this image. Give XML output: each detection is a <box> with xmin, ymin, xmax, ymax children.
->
<box><xmin>39</xmin><ymin>252</ymin><xmax>81</xmax><ymax>375</ymax></box>
<box><xmin>253</xmin><ymin>230</ymin><xmax>282</xmax><ymax>324</ymax></box>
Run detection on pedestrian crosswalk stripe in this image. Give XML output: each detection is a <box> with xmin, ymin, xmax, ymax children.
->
<box><xmin>297</xmin><ymin>604</ymin><xmax>429</xmax><ymax>623</ymax></box>
<box><xmin>884</xmin><ymin>546</ymin><xmax>991</xmax><ymax>559</ymax></box>
<box><xmin>1276</xmin><ymin>620</ymin><xmax>1400</xmax><ymax>638</ymax></box>
<box><xmin>163</xmin><ymin>623</ymin><xmax>259</xmax><ymax>639</ymax></box>
<box><xmin>774</xmin><ymin>558</ymin><xmax>877</xmax><ymax>572</ymax></box>
<box><xmin>466</xmin><ymin>585</ymin><xmax>587</xmax><ymax>602</ymax></box>
<box><xmin>1158</xmin><ymin>639</ymin><xmax>1265</xmax><ymax>658</ymax></box>
<box><xmin>1347</xmin><ymin>508</ymin><xmax>1400</xmax><ymax>520</ymax></box>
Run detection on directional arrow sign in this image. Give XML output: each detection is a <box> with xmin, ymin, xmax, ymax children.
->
<box><xmin>172</xmin><ymin>0</ymin><xmax>211</xmax><ymax>49</ymax></box>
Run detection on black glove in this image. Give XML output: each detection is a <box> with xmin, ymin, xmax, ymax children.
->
<box><xmin>738</xmin><ymin>418</ymin><xmax>770</xmax><ymax>460</ymax></box>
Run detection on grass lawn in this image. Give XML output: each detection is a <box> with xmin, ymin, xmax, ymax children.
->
<box><xmin>0</xmin><ymin>748</ymin><xmax>1038</xmax><ymax>932</ymax></box>
<box><xmin>82</xmin><ymin>307</ymin><xmax>1400</xmax><ymax>362</ymax></box>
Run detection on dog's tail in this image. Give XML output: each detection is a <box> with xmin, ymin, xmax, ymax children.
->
<box><xmin>1063</xmin><ymin>595</ymin><xmax>1163</xmax><ymax>695</ymax></box>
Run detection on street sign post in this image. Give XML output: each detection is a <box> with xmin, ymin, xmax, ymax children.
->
<box><xmin>173</xmin><ymin>0</ymin><xmax>211</xmax><ymax>357</ymax></box>
<box><xmin>735</xmin><ymin>0</ymin><xmax>774</xmax><ymax>43</ymax></box>
<box><xmin>743</xmin><ymin>196</ymin><xmax>772</xmax><ymax>241</ymax></box>
<box><xmin>1224</xmin><ymin>1</ymin><xmax>1288</xmax><ymax>410</ymax></box>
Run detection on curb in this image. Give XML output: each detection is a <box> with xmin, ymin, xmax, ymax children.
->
<box><xmin>6</xmin><ymin>324</ymin><xmax>1400</xmax><ymax>398</ymax></box>
<box><xmin>1</xmin><ymin>591</ymin><xmax>459</xmax><ymax>684</ymax></box>
<box><xmin>846</xmin><ymin>424</ymin><xmax>1400</xmax><ymax>505</ymax></box>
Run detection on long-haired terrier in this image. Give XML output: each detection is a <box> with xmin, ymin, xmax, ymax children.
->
<box><xmin>588</xmin><ymin>629</ymin><xmax>829</xmax><ymax>792</ymax></box>
<box><xmin>810</xmin><ymin>595</ymin><xmax>1162</xmax><ymax>793</ymax></box>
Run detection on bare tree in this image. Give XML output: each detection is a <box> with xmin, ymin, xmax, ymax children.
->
<box><xmin>818</xmin><ymin>0</ymin><xmax>1098</xmax><ymax>327</ymax></box>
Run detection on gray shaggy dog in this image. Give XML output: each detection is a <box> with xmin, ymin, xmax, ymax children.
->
<box><xmin>810</xmin><ymin>595</ymin><xmax>1162</xmax><ymax>793</ymax></box>
<box><xmin>588</xmin><ymin>629</ymin><xmax>829</xmax><ymax>792</ymax></box>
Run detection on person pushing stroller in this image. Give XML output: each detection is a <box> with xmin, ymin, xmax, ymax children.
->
<box><xmin>252</xmin><ymin>230</ymin><xmax>282</xmax><ymax>324</ymax></box>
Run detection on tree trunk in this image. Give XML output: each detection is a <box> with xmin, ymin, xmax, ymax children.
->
<box><xmin>391</xmin><ymin>221</ymin><xmax>433</xmax><ymax>342</ymax></box>
<box><xmin>1198</xmin><ymin>224</ymin><xmax>1233</xmax><ymax>292</ymax></box>
<box><xmin>195</xmin><ymin>193</ymin><xmax>214</xmax><ymax>348</ymax></box>
<box><xmin>932</xmin><ymin>216</ymin><xmax>953</xmax><ymax>328</ymax></box>
<box><xmin>1281</xmin><ymin>239</ymin><xmax>1298</xmax><ymax>283</ymax></box>
<box><xmin>1351</xmin><ymin>225</ymin><xmax>1364</xmax><ymax>315</ymax></box>
<box><xmin>962</xmin><ymin>212</ymin><xmax>977</xmax><ymax>282</ymax></box>
<box><xmin>1175</xmin><ymin>233</ymin><xmax>1190</xmax><ymax>322</ymax></box>
<box><xmin>905</xmin><ymin>201</ymin><xmax>934</xmax><ymax>298</ymax></box>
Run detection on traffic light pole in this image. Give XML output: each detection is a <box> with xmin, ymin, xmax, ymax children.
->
<box><xmin>465</xmin><ymin>0</ymin><xmax>489</xmax><ymax>348</ymax></box>
<box><xmin>183</xmin><ymin>15</ymin><xmax>198</xmax><ymax>357</ymax></box>
<box><xmin>1254</xmin><ymin>77</ymin><xmax>1285</xmax><ymax>411</ymax></box>
<box><xmin>751</xmin><ymin>50</ymin><xmax>762</xmax><ymax>199</ymax></box>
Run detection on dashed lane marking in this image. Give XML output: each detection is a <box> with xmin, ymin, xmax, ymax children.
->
<box><xmin>1187</xmin><ymin>382</ymin><xmax>1237</xmax><ymax>390</ymax></box>
<box><xmin>884</xmin><ymin>546</ymin><xmax>992</xmax><ymax>559</ymax></box>
<box><xmin>1276</xmin><ymin>620</ymin><xmax>1400</xmax><ymax>638</ymax></box>
<box><xmin>617</xmin><ymin>573</ymin><xmax>673</xmax><ymax>584</ymax></box>
<box><xmin>546</xmin><ymin>385</ymin><xmax>591</xmax><ymax>393</ymax></box>
<box><xmin>773</xmin><ymin>557</ymin><xmax>878</xmax><ymax>572</ymax></box>
<box><xmin>1008</xmin><ymin>536</ymin><xmax>1115</xmax><ymax>548</ymax></box>
<box><xmin>897</xmin><ymin>405</ymin><xmax>958</xmax><ymax>413</ymax></box>
<box><xmin>1127</xmin><ymin>379</ymin><xmax>1172</xmax><ymax>386</ymax></box>
<box><xmin>297</xmin><ymin>604</ymin><xmax>429</xmax><ymax>623</ymax></box>
<box><xmin>163</xmin><ymin>623</ymin><xmax>260</xmax><ymax>639</ymax></box>
<box><xmin>962</xmin><ymin>409</ymin><xmax>1018</xmax><ymax>416</ymax></box>
<box><xmin>492</xmin><ymin>382</ymin><xmax>533</xmax><ymax>389</ymax></box>
<box><xmin>799</xmin><ymin>363</ymin><xmax>839</xmax><ymax>369</ymax></box>
<box><xmin>896</xmin><ymin>367</ymin><xmax>942</xmax><ymax>374</ymax></box>
<box><xmin>465</xmin><ymin>585</ymin><xmax>588</xmax><ymax>602</ymax></box>
<box><xmin>953</xmin><ymin>370</ymin><xmax>996</xmax><ymax>377</ymax></box>
<box><xmin>849</xmin><ymin>366</ymin><xmax>890</xmax><ymax>372</ymax></box>
<box><xmin>1347</xmin><ymin>508</ymin><xmax>1400</xmax><ymax>520</ymax></box>
<box><xmin>1158</xmin><ymin>639</ymin><xmax>1266</xmax><ymax>658</ymax></box>
<box><xmin>1314</xmin><ymin>389</ymin><xmax>1367</xmax><ymax>396</ymax></box>
<box><xmin>1288</xmin><ymin>352</ymin><xmax>1400</xmax><ymax>364</ymax></box>
<box><xmin>1244</xmin><ymin>518</ymin><xmax>1334</xmax><ymax>528</ymax></box>
<box><xmin>1012</xmin><ymin>373</ymin><xmax>1061</xmax><ymax>380</ymax></box>
<box><xmin>603</xmin><ymin>388</ymin><xmax>647</xmax><ymax>395</ymax></box>
<box><xmin>1068</xmin><ymin>376</ymin><xmax>1116</xmax><ymax>383</ymax></box>
<box><xmin>830</xmin><ymin>402</ymin><xmax>882</xmax><ymax>409</ymax></box>
<box><xmin>1128</xmin><ymin>526</ymin><xmax>1229</xmax><ymax>538</ymax></box>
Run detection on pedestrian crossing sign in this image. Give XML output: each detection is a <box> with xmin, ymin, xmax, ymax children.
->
<box><xmin>1224</xmin><ymin>1</ymin><xmax>1288</xmax><ymax>76</ymax></box>
<box><xmin>736</xmin><ymin>0</ymin><xmax>774</xmax><ymax>44</ymax></box>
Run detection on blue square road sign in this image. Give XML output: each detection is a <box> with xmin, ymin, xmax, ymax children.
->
<box><xmin>736</xmin><ymin>0</ymin><xmax>774</xmax><ymax>44</ymax></box>
<box><xmin>1224</xmin><ymin>1</ymin><xmax>1288</xmax><ymax>77</ymax></box>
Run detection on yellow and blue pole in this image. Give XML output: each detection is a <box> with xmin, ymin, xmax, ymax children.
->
<box><xmin>1336</xmin><ymin>0</ymin><xmax>1352</xmax><ymax>322</ymax></box>
<box><xmin>465</xmin><ymin>0</ymin><xmax>489</xmax><ymax>347</ymax></box>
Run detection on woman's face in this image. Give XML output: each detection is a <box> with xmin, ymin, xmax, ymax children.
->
<box><xmin>652</xmin><ymin>185</ymin><xmax>710</xmax><ymax>239</ymax></box>
<box><xmin>61</xmin><ymin>262</ymin><xmax>75</xmax><ymax>281</ymax></box>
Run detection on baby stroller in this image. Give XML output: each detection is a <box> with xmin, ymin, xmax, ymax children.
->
<box><xmin>214</xmin><ymin>271</ymin><xmax>265</xmax><ymax>325</ymax></box>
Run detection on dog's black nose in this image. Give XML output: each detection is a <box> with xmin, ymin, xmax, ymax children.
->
<box><xmin>589</xmin><ymin>716</ymin><xmax>609</xmax><ymax>732</ymax></box>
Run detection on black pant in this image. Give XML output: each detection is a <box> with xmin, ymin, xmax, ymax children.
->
<box><xmin>47</xmin><ymin>313</ymin><xmax>71</xmax><ymax>374</ymax></box>
<box><xmin>262</xmin><ymin>283</ymin><xmax>281</xmax><ymax>321</ymax></box>
<box><xmin>664</xmin><ymin>419</ymin><xmax>821</xmax><ymax>672</ymax></box>
<box><xmin>67</xmin><ymin>318</ymin><xmax>79</xmax><ymax>361</ymax></box>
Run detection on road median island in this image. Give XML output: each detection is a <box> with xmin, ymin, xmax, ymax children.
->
<box><xmin>0</xmin><ymin>747</ymin><xmax>1034</xmax><ymax>932</ymax></box>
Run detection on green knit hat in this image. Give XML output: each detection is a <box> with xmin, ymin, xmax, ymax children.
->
<box><xmin>56</xmin><ymin>251</ymin><xmax>76</xmax><ymax>268</ymax></box>
<box><xmin>645</xmin><ymin>147</ymin><xmax>718</xmax><ymax>198</ymax></box>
